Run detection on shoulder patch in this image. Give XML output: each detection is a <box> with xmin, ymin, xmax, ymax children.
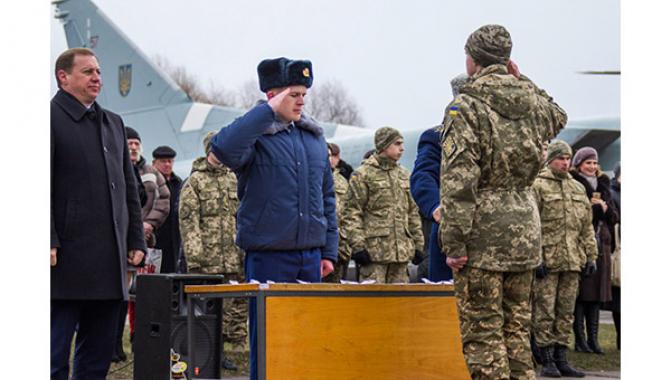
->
<box><xmin>443</xmin><ymin>134</ymin><xmax>457</xmax><ymax>158</ymax></box>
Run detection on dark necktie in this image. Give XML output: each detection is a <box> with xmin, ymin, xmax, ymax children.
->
<box><xmin>86</xmin><ymin>107</ymin><xmax>97</xmax><ymax>121</ymax></box>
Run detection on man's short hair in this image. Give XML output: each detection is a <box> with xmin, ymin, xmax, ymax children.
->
<box><xmin>54</xmin><ymin>48</ymin><xmax>96</xmax><ymax>89</ymax></box>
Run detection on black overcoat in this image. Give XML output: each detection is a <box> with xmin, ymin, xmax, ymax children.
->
<box><xmin>51</xmin><ymin>90</ymin><xmax>146</xmax><ymax>300</ymax></box>
<box><xmin>570</xmin><ymin>170</ymin><xmax>619</xmax><ymax>303</ymax></box>
<box><xmin>155</xmin><ymin>174</ymin><xmax>183</xmax><ymax>273</ymax></box>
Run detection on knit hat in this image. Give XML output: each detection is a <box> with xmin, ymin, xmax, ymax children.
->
<box><xmin>546</xmin><ymin>140</ymin><xmax>572</xmax><ymax>164</ymax></box>
<box><xmin>125</xmin><ymin>126</ymin><xmax>141</xmax><ymax>142</ymax></box>
<box><xmin>450</xmin><ymin>73</ymin><xmax>469</xmax><ymax>98</ymax></box>
<box><xmin>572</xmin><ymin>146</ymin><xmax>598</xmax><ymax>167</ymax></box>
<box><xmin>152</xmin><ymin>145</ymin><xmax>176</xmax><ymax>159</ymax></box>
<box><xmin>203</xmin><ymin>131</ymin><xmax>216</xmax><ymax>154</ymax></box>
<box><xmin>374</xmin><ymin>127</ymin><xmax>403</xmax><ymax>152</ymax></box>
<box><xmin>465</xmin><ymin>24</ymin><xmax>513</xmax><ymax>67</ymax></box>
<box><xmin>257</xmin><ymin>57</ymin><xmax>313</xmax><ymax>92</ymax></box>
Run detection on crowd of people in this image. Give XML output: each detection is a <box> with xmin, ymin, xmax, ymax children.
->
<box><xmin>50</xmin><ymin>23</ymin><xmax>621</xmax><ymax>380</ymax></box>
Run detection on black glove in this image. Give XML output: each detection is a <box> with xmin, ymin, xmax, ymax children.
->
<box><xmin>412</xmin><ymin>250</ymin><xmax>426</xmax><ymax>265</ymax></box>
<box><xmin>352</xmin><ymin>249</ymin><xmax>372</xmax><ymax>265</ymax></box>
<box><xmin>583</xmin><ymin>261</ymin><xmax>597</xmax><ymax>276</ymax></box>
<box><xmin>535</xmin><ymin>263</ymin><xmax>548</xmax><ymax>279</ymax></box>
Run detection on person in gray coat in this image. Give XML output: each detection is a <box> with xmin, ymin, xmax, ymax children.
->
<box><xmin>51</xmin><ymin>47</ymin><xmax>146</xmax><ymax>380</ymax></box>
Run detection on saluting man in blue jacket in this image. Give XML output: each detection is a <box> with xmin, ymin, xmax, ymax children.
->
<box><xmin>211</xmin><ymin>57</ymin><xmax>337</xmax><ymax>379</ymax></box>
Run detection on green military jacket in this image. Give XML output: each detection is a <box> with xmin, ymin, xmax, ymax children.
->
<box><xmin>344</xmin><ymin>154</ymin><xmax>424</xmax><ymax>263</ymax></box>
<box><xmin>439</xmin><ymin>64</ymin><xmax>567</xmax><ymax>272</ymax></box>
<box><xmin>179</xmin><ymin>157</ymin><xmax>243</xmax><ymax>274</ymax></box>
<box><xmin>532</xmin><ymin>167</ymin><xmax>598</xmax><ymax>272</ymax></box>
<box><xmin>333</xmin><ymin>168</ymin><xmax>352</xmax><ymax>262</ymax></box>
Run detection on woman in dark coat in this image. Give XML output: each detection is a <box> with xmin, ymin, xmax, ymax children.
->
<box><xmin>569</xmin><ymin>147</ymin><xmax>619</xmax><ymax>354</ymax></box>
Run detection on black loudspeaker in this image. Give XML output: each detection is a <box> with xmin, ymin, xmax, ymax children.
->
<box><xmin>133</xmin><ymin>274</ymin><xmax>223</xmax><ymax>380</ymax></box>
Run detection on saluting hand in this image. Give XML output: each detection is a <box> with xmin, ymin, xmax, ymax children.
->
<box><xmin>267</xmin><ymin>87</ymin><xmax>291</xmax><ymax>113</ymax></box>
<box><xmin>51</xmin><ymin>248</ymin><xmax>57</xmax><ymax>267</ymax></box>
<box><xmin>128</xmin><ymin>249</ymin><xmax>145</xmax><ymax>266</ymax></box>
<box><xmin>507</xmin><ymin>59</ymin><xmax>521</xmax><ymax>79</ymax></box>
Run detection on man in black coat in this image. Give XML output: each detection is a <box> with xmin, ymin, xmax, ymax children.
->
<box><xmin>51</xmin><ymin>47</ymin><xmax>146</xmax><ymax>380</ymax></box>
<box><xmin>152</xmin><ymin>145</ymin><xmax>183</xmax><ymax>273</ymax></box>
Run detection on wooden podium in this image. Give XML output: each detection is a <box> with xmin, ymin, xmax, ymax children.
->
<box><xmin>184</xmin><ymin>283</ymin><xmax>470</xmax><ymax>380</ymax></box>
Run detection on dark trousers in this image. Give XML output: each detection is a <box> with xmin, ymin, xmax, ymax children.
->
<box><xmin>245</xmin><ymin>249</ymin><xmax>322</xmax><ymax>380</ymax></box>
<box><xmin>428</xmin><ymin>223</ymin><xmax>453</xmax><ymax>282</ymax></box>
<box><xmin>51</xmin><ymin>299</ymin><xmax>122</xmax><ymax>380</ymax></box>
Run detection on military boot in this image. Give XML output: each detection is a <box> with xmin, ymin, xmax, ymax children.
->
<box><xmin>573</xmin><ymin>303</ymin><xmax>592</xmax><ymax>353</ymax></box>
<box><xmin>586</xmin><ymin>303</ymin><xmax>604</xmax><ymax>354</ymax></box>
<box><xmin>221</xmin><ymin>353</ymin><xmax>238</xmax><ymax>371</ymax></box>
<box><xmin>539</xmin><ymin>345</ymin><xmax>561</xmax><ymax>377</ymax></box>
<box><xmin>554</xmin><ymin>344</ymin><xmax>585</xmax><ymax>377</ymax></box>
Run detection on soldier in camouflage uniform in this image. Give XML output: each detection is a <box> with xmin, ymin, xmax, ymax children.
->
<box><xmin>344</xmin><ymin>127</ymin><xmax>424</xmax><ymax>283</ymax></box>
<box><xmin>323</xmin><ymin>143</ymin><xmax>352</xmax><ymax>283</ymax></box>
<box><xmin>439</xmin><ymin>25</ymin><xmax>567</xmax><ymax>380</ymax></box>
<box><xmin>179</xmin><ymin>132</ymin><xmax>247</xmax><ymax>369</ymax></box>
<box><xmin>531</xmin><ymin>140</ymin><xmax>598</xmax><ymax>378</ymax></box>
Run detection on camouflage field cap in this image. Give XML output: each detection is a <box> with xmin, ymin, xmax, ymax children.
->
<box><xmin>203</xmin><ymin>131</ymin><xmax>217</xmax><ymax>154</ymax></box>
<box><xmin>546</xmin><ymin>140</ymin><xmax>572</xmax><ymax>164</ymax></box>
<box><xmin>374</xmin><ymin>127</ymin><xmax>403</xmax><ymax>152</ymax></box>
<box><xmin>465</xmin><ymin>24</ymin><xmax>513</xmax><ymax>67</ymax></box>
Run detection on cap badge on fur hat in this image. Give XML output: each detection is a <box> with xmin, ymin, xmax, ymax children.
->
<box><xmin>257</xmin><ymin>57</ymin><xmax>313</xmax><ymax>92</ymax></box>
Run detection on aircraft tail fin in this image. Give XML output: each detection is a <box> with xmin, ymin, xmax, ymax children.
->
<box><xmin>52</xmin><ymin>0</ymin><xmax>190</xmax><ymax>112</ymax></box>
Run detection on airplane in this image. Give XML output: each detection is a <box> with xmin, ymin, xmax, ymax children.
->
<box><xmin>52</xmin><ymin>0</ymin><xmax>620</xmax><ymax>178</ymax></box>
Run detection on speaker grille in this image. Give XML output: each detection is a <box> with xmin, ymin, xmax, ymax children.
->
<box><xmin>170</xmin><ymin>315</ymin><xmax>219</xmax><ymax>376</ymax></box>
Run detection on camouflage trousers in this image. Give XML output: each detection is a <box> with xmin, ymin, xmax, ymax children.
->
<box><xmin>220</xmin><ymin>272</ymin><xmax>248</xmax><ymax>349</ymax></box>
<box><xmin>532</xmin><ymin>271</ymin><xmax>579</xmax><ymax>347</ymax></box>
<box><xmin>323</xmin><ymin>259</ymin><xmax>350</xmax><ymax>283</ymax></box>
<box><xmin>359</xmin><ymin>262</ymin><xmax>409</xmax><ymax>283</ymax></box>
<box><xmin>454</xmin><ymin>267</ymin><xmax>535</xmax><ymax>380</ymax></box>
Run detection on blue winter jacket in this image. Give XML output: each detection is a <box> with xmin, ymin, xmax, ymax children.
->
<box><xmin>410</xmin><ymin>127</ymin><xmax>452</xmax><ymax>281</ymax></box>
<box><xmin>210</xmin><ymin>103</ymin><xmax>338</xmax><ymax>262</ymax></box>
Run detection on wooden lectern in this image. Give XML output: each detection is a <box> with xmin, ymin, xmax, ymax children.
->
<box><xmin>184</xmin><ymin>283</ymin><xmax>470</xmax><ymax>380</ymax></box>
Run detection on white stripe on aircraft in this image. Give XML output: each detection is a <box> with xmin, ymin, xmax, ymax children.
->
<box><xmin>180</xmin><ymin>103</ymin><xmax>213</xmax><ymax>132</ymax></box>
<box><xmin>332</xmin><ymin>124</ymin><xmax>374</xmax><ymax>138</ymax></box>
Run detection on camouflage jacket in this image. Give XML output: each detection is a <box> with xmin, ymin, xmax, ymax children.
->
<box><xmin>179</xmin><ymin>157</ymin><xmax>243</xmax><ymax>274</ymax></box>
<box><xmin>344</xmin><ymin>154</ymin><xmax>424</xmax><ymax>263</ymax></box>
<box><xmin>333</xmin><ymin>168</ymin><xmax>352</xmax><ymax>262</ymax></box>
<box><xmin>439</xmin><ymin>64</ymin><xmax>567</xmax><ymax>271</ymax></box>
<box><xmin>532</xmin><ymin>167</ymin><xmax>598</xmax><ymax>272</ymax></box>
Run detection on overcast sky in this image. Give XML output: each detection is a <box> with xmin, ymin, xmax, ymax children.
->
<box><xmin>50</xmin><ymin>0</ymin><xmax>620</xmax><ymax>130</ymax></box>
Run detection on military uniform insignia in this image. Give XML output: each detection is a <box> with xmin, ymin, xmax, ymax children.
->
<box><xmin>303</xmin><ymin>68</ymin><xmax>310</xmax><ymax>78</ymax></box>
<box><xmin>444</xmin><ymin>135</ymin><xmax>457</xmax><ymax>158</ymax></box>
<box><xmin>448</xmin><ymin>106</ymin><xmax>459</xmax><ymax>116</ymax></box>
<box><xmin>118</xmin><ymin>64</ymin><xmax>132</xmax><ymax>97</ymax></box>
